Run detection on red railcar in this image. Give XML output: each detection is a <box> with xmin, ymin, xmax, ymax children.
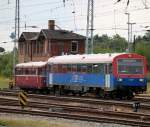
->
<box><xmin>15</xmin><ymin>62</ymin><xmax>47</xmax><ymax>90</ymax></box>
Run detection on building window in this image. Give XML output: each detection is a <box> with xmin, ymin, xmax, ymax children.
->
<box><xmin>19</xmin><ymin>43</ymin><xmax>23</xmax><ymax>55</ymax></box>
<box><xmin>71</xmin><ymin>41</ymin><xmax>78</xmax><ymax>53</ymax></box>
<box><xmin>37</xmin><ymin>41</ymin><xmax>44</xmax><ymax>56</ymax></box>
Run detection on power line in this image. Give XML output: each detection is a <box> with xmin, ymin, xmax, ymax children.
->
<box><xmin>141</xmin><ymin>0</ymin><xmax>149</xmax><ymax>9</ymax></box>
<box><xmin>22</xmin><ymin>1</ymin><xmax>61</xmax><ymax>8</ymax></box>
<box><xmin>71</xmin><ymin>0</ymin><xmax>77</xmax><ymax>31</ymax></box>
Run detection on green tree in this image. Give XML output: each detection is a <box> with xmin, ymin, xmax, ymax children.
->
<box><xmin>135</xmin><ymin>40</ymin><xmax>150</xmax><ymax>67</ymax></box>
<box><xmin>111</xmin><ymin>34</ymin><xmax>127</xmax><ymax>52</ymax></box>
<box><xmin>93</xmin><ymin>34</ymin><xmax>127</xmax><ymax>53</ymax></box>
<box><xmin>0</xmin><ymin>47</ymin><xmax>5</xmax><ymax>52</ymax></box>
<box><xmin>0</xmin><ymin>51</ymin><xmax>18</xmax><ymax>77</ymax></box>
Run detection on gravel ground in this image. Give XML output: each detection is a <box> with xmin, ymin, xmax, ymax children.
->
<box><xmin>0</xmin><ymin>113</ymin><xmax>132</xmax><ymax>127</ymax></box>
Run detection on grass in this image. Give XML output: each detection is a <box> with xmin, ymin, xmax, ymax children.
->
<box><xmin>0</xmin><ymin>117</ymin><xmax>74</xmax><ymax>127</ymax></box>
<box><xmin>0</xmin><ymin>76</ymin><xmax>9</xmax><ymax>89</ymax></box>
<box><xmin>147</xmin><ymin>82</ymin><xmax>150</xmax><ymax>94</ymax></box>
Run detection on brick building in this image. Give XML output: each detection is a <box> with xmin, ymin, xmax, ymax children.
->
<box><xmin>18</xmin><ymin>20</ymin><xmax>86</xmax><ymax>63</ymax></box>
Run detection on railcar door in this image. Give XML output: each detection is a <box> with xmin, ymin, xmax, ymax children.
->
<box><xmin>104</xmin><ymin>63</ymin><xmax>112</xmax><ymax>89</ymax></box>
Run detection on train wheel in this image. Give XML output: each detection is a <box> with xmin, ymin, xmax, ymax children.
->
<box><xmin>60</xmin><ymin>86</ymin><xmax>64</xmax><ymax>95</ymax></box>
<box><xmin>35</xmin><ymin>89</ymin><xmax>40</xmax><ymax>94</ymax></box>
<box><xmin>53</xmin><ymin>86</ymin><xmax>57</xmax><ymax>95</ymax></box>
<box><xmin>96</xmin><ymin>88</ymin><xmax>105</xmax><ymax>98</ymax></box>
<box><xmin>79</xmin><ymin>91</ymin><xmax>83</xmax><ymax>96</ymax></box>
<box><xmin>127</xmin><ymin>90</ymin><xmax>134</xmax><ymax>100</ymax></box>
<box><xmin>116</xmin><ymin>90</ymin><xmax>123</xmax><ymax>100</ymax></box>
<box><xmin>110</xmin><ymin>91</ymin><xmax>117</xmax><ymax>99</ymax></box>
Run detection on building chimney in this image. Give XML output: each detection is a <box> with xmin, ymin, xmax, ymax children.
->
<box><xmin>48</xmin><ymin>20</ymin><xmax>55</xmax><ymax>30</ymax></box>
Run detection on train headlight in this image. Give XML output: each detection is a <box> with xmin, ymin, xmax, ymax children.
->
<box><xmin>139</xmin><ymin>79</ymin><xmax>144</xmax><ymax>82</ymax></box>
<box><xmin>118</xmin><ymin>78</ymin><xmax>122</xmax><ymax>82</ymax></box>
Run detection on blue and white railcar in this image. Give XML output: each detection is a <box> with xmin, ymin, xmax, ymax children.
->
<box><xmin>47</xmin><ymin>53</ymin><xmax>147</xmax><ymax>98</ymax></box>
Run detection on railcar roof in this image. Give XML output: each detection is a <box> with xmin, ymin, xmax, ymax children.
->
<box><xmin>48</xmin><ymin>53</ymin><xmax>125</xmax><ymax>64</ymax></box>
<box><xmin>16</xmin><ymin>61</ymin><xmax>47</xmax><ymax>68</ymax></box>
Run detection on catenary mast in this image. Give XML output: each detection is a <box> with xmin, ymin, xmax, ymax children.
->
<box><xmin>13</xmin><ymin>0</ymin><xmax>20</xmax><ymax>75</ymax></box>
<box><xmin>85</xmin><ymin>0</ymin><xmax>94</xmax><ymax>54</ymax></box>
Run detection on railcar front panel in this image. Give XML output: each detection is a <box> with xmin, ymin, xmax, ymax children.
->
<box><xmin>112</xmin><ymin>53</ymin><xmax>147</xmax><ymax>92</ymax></box>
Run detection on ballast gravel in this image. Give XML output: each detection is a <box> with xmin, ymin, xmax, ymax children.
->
<box><xmin>0</xmin><ymin>113</ymin><xmax>132</xmax><ymax>127</ymax></box>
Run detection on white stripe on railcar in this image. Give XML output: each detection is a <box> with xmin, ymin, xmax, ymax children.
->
<box><xmin>48</xmin><ymin>53</ymin><xmax>125</xmax><ymax>64</ymax></box>
<box><xmin>16</xmin><ymin>61</ymin><xmax>47</xmax><ymax>68</ymax></box>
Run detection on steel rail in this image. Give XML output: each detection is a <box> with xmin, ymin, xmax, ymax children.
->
<box><xmin>0</xmin><ymin>97</ymin><xmax>150</xmax><ymax>126</ymax></box>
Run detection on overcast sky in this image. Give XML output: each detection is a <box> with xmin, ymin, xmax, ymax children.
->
<box><xmin>0</xmin><ymin>0</ymin><xmax>150</xmax><ymax>51</ymax></box>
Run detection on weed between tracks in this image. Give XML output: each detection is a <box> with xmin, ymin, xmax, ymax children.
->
<box><xmin>0</xmin><ymin>118</ymin><xmax>71</xmax><ymax>127</ymax></box>
<box><xmin>0</xmin><ymin>77</ymin><xmax>9</xmax><ymax>89</ymax></box>
<box><xmin>147</xmin><ymin>82</ymin><xmax>150</xmax><ymax>94</ymax></box>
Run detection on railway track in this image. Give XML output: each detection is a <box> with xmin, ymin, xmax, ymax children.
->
<box><xmin>0</xmin><ymin>106</ymin><xmax>150</xmax><ymax>127</ymax></box>
<box><xmin>0</xmin><ymin>90</ymin><xmax>150</xmax><ymax>112</ymax></box>
<box><xmin>0</xmin><ymin>97</ymin><xmax>150</xmax><ymax>127</ymax></box>
<box><xmin>1</xmin><ymin>90</ymin><xmax>150</xmax><ymax>126</ymax></box>
<box><xmin>134</xmin><ymin>95</ymin><xmax>150</xmax><ymax>103</ymax></box>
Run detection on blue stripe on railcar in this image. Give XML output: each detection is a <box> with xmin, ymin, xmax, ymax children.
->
<box><xmin>114</xmin><ymin>77</ymin><xmax>147</xmax><ymax>87</ymax></box>
<box><xmin>48</xmin><ymin>73</ymin><xmax>115</xmax><ymax>89</ymax></box>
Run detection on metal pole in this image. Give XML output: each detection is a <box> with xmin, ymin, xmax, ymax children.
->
<box><xmin>85</xmin><ymin>0</ymin><xmax>90</xmax><ymax>54</ymax></box>
<box><xmin>18</xmin><ymin>0</ymin><xmax>20</xmax><ymax>39</ymax></box>
<box><xmin>129</xmin><ymin>22</ymin><xmax>136</xmax><ymax>52</ymax></box>
<box><xmin>85</xmin><ymin>0</ymin><xmax>94</xmax><ymax>54</ymax></box>
<box><xmin>125</xmin><ymin>12</ymin><xmax>130</xmax><ymax>53</ymax></box>
<box><xmin>13</xmin><ymin>0</ymin><xmax>20</xmax><ymax>76</ymax></box>
<box><xmin>13</xmin><ymin>0</ymin><xmax>17</xmax><ymax>76</ymax></box>
<box><xmin>91</xmin><ymin>0</ymin><xmax>94</xmax><ymax>54</ymax></box>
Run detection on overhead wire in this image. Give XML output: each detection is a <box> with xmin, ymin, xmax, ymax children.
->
<box><xmin>21</xmin><ymin>1</ymin><xmax>61</xmax><ymax>8</ymax></box>
<box><xmin>0</xmin><ymin>0</ymin><xmax>150</xmax><ymax>39</ymax></box>
<box><xmin>0</xmin><ymin>0</ymin><xmax>149</xmax><ymax>21</ymax></box>
<box><xmin>71</xmin><ymin>0</ymin><xmax>77</xmax><ymax>31</ymax></box>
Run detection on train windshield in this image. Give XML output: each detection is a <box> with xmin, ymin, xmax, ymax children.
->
<box><xmin>118</xmin><ymin>59</ymin><xmax>144</xmax><ymax>74</ymax></box>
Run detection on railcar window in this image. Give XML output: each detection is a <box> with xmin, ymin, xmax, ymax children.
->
<box><xmin>107</xmin><ymin>64</ymin><xmax>112</xmax><ymax>73</ymax></box>
<box><xmin>72</xmin><ymin>65</ymin><xmax>77</xmax><ymax>72</ymax></box>
<box><xmin>16</xmin><ymin>68</ymin><xmax>22</xmax><ymax>75</ymax></box>
<box><xmin>67</xmin><ymin>64</ymin><xmax>71</xmax><ymax>72</ymax></box>
<box><xmin>38</xmin><ymin>68</ymin><xmax>41</xmax><ymax>75</ymax></box>
<box><xmin>42</xmin><ymin>67</ymin><xmax>46</xmax><ymax>75</ymax></box>
<box><xmin>37</xmin><ymin>67</ymin><xmax>46</xmax><ymax>75</ymax></box>
<box><xmin>19</xmin><ymin>69</ymin><xmax>22</xmax><ymax>75</ymax></box>
<box><xmin>25</xmin><ymin>69</ymin><xmax>29</xmax><ymax>75</ymax></box>
<box><xmin>87</xmin><ymin>64</ymin><xmax>92</xmax><ymax>73</ymax></box>
<box><xmin>81</xmin><ymin>64</ymin><xmax>87</xmax><ymax>73</ymax></box>
<box><xmin>77</xmin><ymin>64</ymin><xmax>82</xmax><ymax>72</ymax></box>
<box><xmin>52</xmin><ymin>65</ymin><xmax>58</xmax><ymax>73</ymax></box>
<box><xmin>118</xmin><ymin>59</ymin><xmax>144</xmax><ymax>74</ymax></box>
<box><xmin>93</xmin><ymin>64</ymin><xmax>104</xmax><ymax>73</ymax></box>
<box><xmin>31</xmin><ymin>69</ymin><xmax>36</xmax><ymax>75</ymax></box>
<box><xmin>58</xmin><ymin>64</ymin><xmax>62</xmax><ymax>73</ymax></box>
<box><xmin>15</xmin><ymin>69</ymin><xmax>17</xmax><ymax>75</ymax></box>
<box><xmin>93</xmin><ymin>64</ymin><xmax>99</xmax><ymax>73</ymax></box>
<box><xmin>47</xmin><ymin>65</ymin><xmax>51</xmax><ymax>72</ymax></box>
<box><xmin>62</xmin><ymin>64</ymin><xmax>67</xmax><ymax>73</ymax></box>
<box><xmin>22</xmin><ymin>69</ymin><xmax>25</xmax><ymax>75</ymax></box>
